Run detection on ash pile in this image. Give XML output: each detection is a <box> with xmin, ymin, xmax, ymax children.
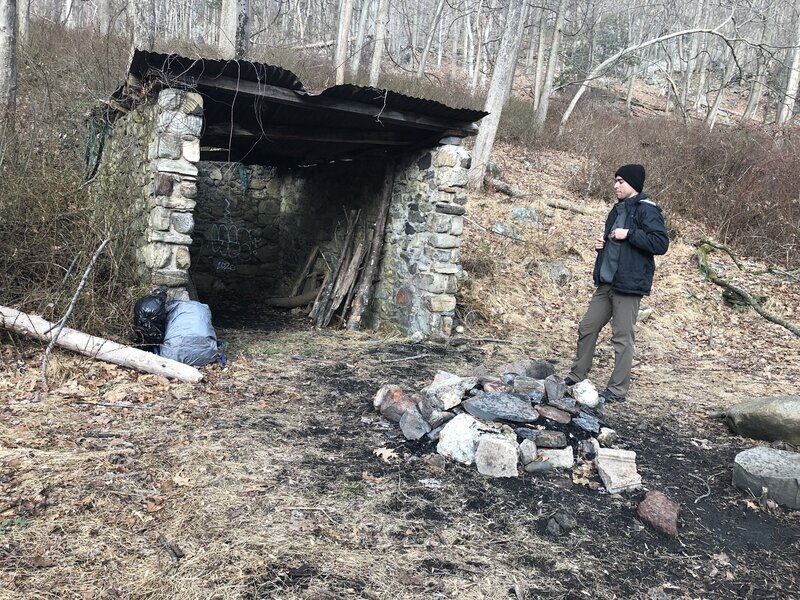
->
<box><xmin>373</xmin><ymin>359</ymin><xmax>642</xmax><ymax>493</ymax></box>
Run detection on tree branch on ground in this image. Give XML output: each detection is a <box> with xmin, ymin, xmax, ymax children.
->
<box><xmin>697</xmin><ymin>240</ymin><xmax>800</xmax><ymax>338</ymax></box>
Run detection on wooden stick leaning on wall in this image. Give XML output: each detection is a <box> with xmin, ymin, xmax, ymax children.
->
<box><xmin>289</xmin><ymin>245</ymin><xmax>320</xmax><ymax>297</ymax></box>
<box><xmin>322</xmin><ymin>242</ymin><xmax>366</xmax><ymax>327</ymax></box>
<box><xmin>347</xmin><ymin>162</ymin><xmax>395</xmax><ymax>330</ymax></box>
<box><xmin>314</xmin><ymin>209</ymin><xmax>361</xmax><ymax>328</ymax></box>
<box><xmin>0</xmin><ymin>306</ymin><xmax>204</xmax><ymax>383</ymax></box>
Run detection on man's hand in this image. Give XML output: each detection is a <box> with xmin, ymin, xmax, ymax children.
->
<box><xmin>594</xmin><ymin>237</ymin><xmax>605</xmax><ymax>251</ymax></box>
<box><xmin>611</xmin><ymin>228</ymin><xmax>629</xmax><ymax>240</ymax></box>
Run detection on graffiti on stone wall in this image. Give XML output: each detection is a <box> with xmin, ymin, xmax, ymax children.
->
<box><xmin>206</xmin><ymin>198</ymin><xmax>262</xmax><ymax>273</ymax></box>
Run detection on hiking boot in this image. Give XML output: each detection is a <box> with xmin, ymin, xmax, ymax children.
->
<box><xmin>599</xmin><ymin>389</ymin><xmax>626</xmax><ymax>403</ymax></box>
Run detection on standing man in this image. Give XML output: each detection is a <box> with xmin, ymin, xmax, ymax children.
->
<box><xmin>565</xmin><ymin>164</ymin><xmax>669</xmax><ymax>402</ymax></box>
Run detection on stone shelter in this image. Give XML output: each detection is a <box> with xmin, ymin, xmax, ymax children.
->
<box><xmin>88</xmin><ymin>50</ymin><xmax>486</xmax><ymax>339</ymax></box>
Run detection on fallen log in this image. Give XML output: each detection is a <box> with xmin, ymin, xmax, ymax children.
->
<box><xmin>0</xmin><ymin>306</ymin><xmax>204</xmax><ymax>383</ymax></box>
<box><xmin>490</xmin><ymin>178</ymin><xmax>593</xmax><ymax>214</ymax></box>
<box><xmin>263</xmin><ymin>288</ymin><xmax>322</xmax><ymax>308</ymax></box>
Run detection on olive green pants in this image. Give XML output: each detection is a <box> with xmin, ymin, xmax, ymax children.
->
<box><xmin>568</xmin><ymin>284</ymin><xmax>641</xmax><ymax>398</ymax></box>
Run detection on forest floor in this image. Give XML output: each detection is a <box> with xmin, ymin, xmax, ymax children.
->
<box><xmin>1</xmin><ymin>143</ymin><xmax>799</xmax><ymax>600</ymax></box>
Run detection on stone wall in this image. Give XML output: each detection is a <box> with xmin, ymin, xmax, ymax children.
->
<box><xmin>371</xmin><ymin>143</ymin><xmax>470</xmax><ymax>340</ymax></box>
<box><xmin>190</xmin><ymin>161</ymin><xmax>385</xmax><ymax>299</ymax></box>
<box><xmin>137</xmin><ymin>89</ymin><xmax>204</xmax><ymax>299</ymax></box>
<box><xmin>90</xmin><ymin>94</ymin><xmax>155</xmax><ymax>290</ymax></box>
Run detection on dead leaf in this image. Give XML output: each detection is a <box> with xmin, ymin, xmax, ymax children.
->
<box><xmin>172</xmin><ymin>474</ymin><xmax>193</xmax><ymax>487</ymax></box>
<box><xmin>373</xmin><ymin>447</ymin><xmax>399</xmax><ymax>462</ymax></box>
<box><xmin>146</xmin><ymin>499</ymin><xmax>164</xmax><ymax>513</ymax></box>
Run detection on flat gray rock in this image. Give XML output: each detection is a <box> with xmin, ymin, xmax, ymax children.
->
<box><xmin>475</xmin><ymin>435</ymin><xmax>519</xmax><ymax>477</ymax></box>
<box><xmin>573</xmin><ymin>411</ymin><xmax>601</xmax><ymax>434</ymax></box>
<box><xmin>463</xmin><ymin>392</ymin><xmax>539</xmax><ymax>423</ymax></box>
<box><xmin>732</xmin><ymin>447</ymin><xmax>800</xmax><ymax>509</ymax></box>
<box><xmin>544</xmin><ymin>374</ymin><xmax>567</xmax><ymax>403</ymax></box>
<box><xmin>534</xmin><ymin>430</ymin><xmax>568</xmax><ymax>448</ymax></box>
<box><xmin>400</xmin><ymin>405</ymin><xmax>432</xmax><ymax>440</ymax></box>
<box><xmin>722</xmin><ymin>396</ymin><xmax>800</xmax><ymax>444</ymax></box>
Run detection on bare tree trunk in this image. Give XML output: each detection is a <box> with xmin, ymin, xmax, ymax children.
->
<box><xmin>351</xmin><ymin>0</ymin><xmax>372</xmax><ymax>75</ymax></box>
<box><xmin>334</xmin><ymin>0</ymin><xmax>354</xmax><ymax>84</ymax></box>
<box><xmin>450</xmin><ymin>11</ymin><xmax>459</xmax><ymax>80</ymax></box>
<box><xmin>130</xmin><ymin>0</ymin><xmax>156</xmax><ymax>51</ymax></box>
<box><xmin>463</xmin><ymin>12</ymin><xmax>473</xmax><ymax>80</ymax></box>
<box><xmin>220</xmin><ymin>0</ymin><xmax>250</xmax><ymax>59</ymax></box>
<box><xmin>744</xmin><ymin>54</ymin><xmax>769</xmax><ymax>120</ymax></box>
<box><xmin>777</xmin><ymin>12</ymin><xmax>800</xmax><ymax>125</ymax></box>
<box><xmin>680</xmin><ymin>0</ymin><xmax>706</xmax><ymax>109</ymax></box>
<box><xmin>17</xmin><ymin>0</ymin><xmax>29</xmax><ymax>44</ymax></box>
<box><xmin>467</xmin><ymin>0</ymin><xmax>528</xmax><ymax>190</ymax></box>
<box><xmin>705</xmin><ymin>47</ymin><xmax>735</xmax><ymax>129</ymax></box>
<box><xmin>532</xmin><ymin>6</ymin><xmax>547</xmax><ymax>112</ymax></box>
<box><xmin>533</xmin><ymin>0</ymin><xmax>566</xmax><ymax>132</ymax></box>
<box><xmin>0</xmin><ymin>0</ymin><xmax>17</xmax><ymax>126</ymax></box>
<box><xmin>416</xmin><ymin>0</ymin><xmax>446</xmax><ymax>78</ymax></box>
<box><xmin>0</xmin><ymin>306</ymin><xmax>204</xmax><ymax>383</ymax></box>
<box><xmin>469</xmin><ymin>0</ymin><xmax>486</xmax><ymax>91</ymax></box>
<box><xmin>368</xmin><ymin>0</ymin><xmax>389</xmax><ymax>86</ymax></box>
<box><xmin>693</xmin><ymin>36</ymin><xmax>710</xmax><ymax>113</ymax></box>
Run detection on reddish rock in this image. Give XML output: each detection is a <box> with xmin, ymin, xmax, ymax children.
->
<box><xmin>637</xmin><ymin>491</ymin><xmax>680</xmax><ymax>537</ymax></box>
<box><xmin>483</xmin><ymin>381</ymin><xmax>513</xmax><ymax>393</ymax></box>
<box><xmin>374</xmin><ymin>385</ymin><xmax>417</xmax><ymax>422</ymax></box>
<box><xmin>536</xmin><ymin>405</ymin><xmax>572</xmax><ymax>424</ymax></box>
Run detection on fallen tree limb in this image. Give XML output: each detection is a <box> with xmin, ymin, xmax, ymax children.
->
<box><xmin>490</xmin><ymin>178</ymin><xmax>593</xmax><ymax>214</ymax></box>
<box><xmin>700</xmin><ymin>238</ymin><xmax>800</xmax><ymax>282</ymax></box>
<box><xmin>0</xmin><ymin>306</ymin><xmax>204</xmax><ymax>382</ymax></box>
<box><xmin>697</xmin><ymin>242</ymin><xmax>800</xmax><ymax>338</ymax></box>
<box><xmin>263</xmin><ymin>288</ymin><xmax>322</xmax><ymax>308</ymax></box>
<box><xmin>42</xmin><ymin>238</ymin><xmax>110</xmax><ymax>385</ymax></box>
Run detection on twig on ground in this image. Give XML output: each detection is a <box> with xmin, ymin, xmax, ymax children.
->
<box><xmin>41</xmin><ymin>238</ymin><xmax>110</xmax><ymax>386</ymax></box>
<box><xmin>688</xmin><ymin>473</ymin><xmax>712</xmax><ymax>503</ymax></box>
<box><xmin>379</xmin><ymin>353</ymin><xmax>430</xmax><ymax>363</ymax></box>
<box><xmin>157</xmin><ymin>533</ymin><xmax>185</xmax><ymax>568</ymax></box>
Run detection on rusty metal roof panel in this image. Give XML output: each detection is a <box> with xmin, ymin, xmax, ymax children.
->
<box><xmin>311</xmin><ymin>84</ymin><xmax>487</xmax><ymax>124</ymax></box>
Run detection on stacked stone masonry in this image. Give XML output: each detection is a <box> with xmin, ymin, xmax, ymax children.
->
<box><xmin>373</xmin><ymin>144</ymin><xmax>470</xmax><ymax>339</ymax></box>
<box><xmin>139</xmin><ymin>89</ymin><xmax>204</xmax><ymax>300</ymax></box>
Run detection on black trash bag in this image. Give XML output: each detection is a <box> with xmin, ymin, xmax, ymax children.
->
<box><xmin>133</xmin><ymin>287</ymin><xmax>168</xmax><ymax>349</ymax></box>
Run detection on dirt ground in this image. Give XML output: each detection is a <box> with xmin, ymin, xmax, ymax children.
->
<box><xmin>2</xmin><ymin>146</ymin><xmax>799</xmax><ymax>599</ymax></box>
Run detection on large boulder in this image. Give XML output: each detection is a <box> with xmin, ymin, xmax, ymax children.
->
<box><xmin>721</xmin><ymin>396</ymin><xmax>800</xmax><ymax>444</ymax></box>
<box><xmin>732</xmin><ymin>447</ymin><xmax>800</xmax><ymax>509</ymax></box>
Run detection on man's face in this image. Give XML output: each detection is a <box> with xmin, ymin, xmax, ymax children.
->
<box><xmin>614</xmin><ymin>176</ymin><xmax>638</xmax><ymax>199</ymax></box>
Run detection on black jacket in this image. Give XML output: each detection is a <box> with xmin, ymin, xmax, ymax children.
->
<box><xmin>592</xmin><ymin>193</ymin><xmax>669</xmax><ymax>296</ymax></box>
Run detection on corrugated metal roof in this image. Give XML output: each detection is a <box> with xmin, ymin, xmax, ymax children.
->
<box><xmin>127</xmin><ymin>50</ymin><xmax>487</xmax><ymax>125</ymax></box>
<box><xmin>312</xmin><ymin>85</ymin><xmax>487</xmax><ymax>125</ymax></box>
<box><xmin>129</xmin><ymin>50</ymin><xmax>305</xmax><ymax>92</ymax></box>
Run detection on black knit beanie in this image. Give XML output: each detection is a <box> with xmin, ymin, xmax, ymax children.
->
<box><xmin>614</xmin><ymin>164</ymin><xmax>646</xmax><ymax>193</ymax></box>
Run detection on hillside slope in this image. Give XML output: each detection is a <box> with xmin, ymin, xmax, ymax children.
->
<box><xmin>459</xmin><ymin>141</ymin><xmax>800</xmax><ymax>426</ymax></box>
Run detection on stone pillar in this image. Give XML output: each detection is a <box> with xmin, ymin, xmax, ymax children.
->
<box><xmin>373</xmin><ymin>141</ymin><xmax>471</xmax><ymax>340</ymax></box>
<box><xmin>138</xmin><ymin>89</ymin><xmax>203</xmax><ymax>300</ymax></box>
